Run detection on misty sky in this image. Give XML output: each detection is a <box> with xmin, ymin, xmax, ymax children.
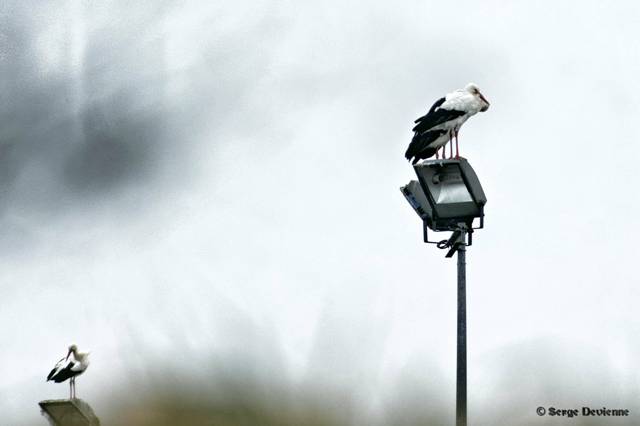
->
<box><xmin>1</xmin><ymin>1</ymin><xmax>639</xmax><ymax>425</ymax></box>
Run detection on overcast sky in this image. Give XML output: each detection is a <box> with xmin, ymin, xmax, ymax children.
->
<box><xmin>1</xmin><ymin>1</ymin><xmax>639</xmax><ymax>425</ymax></box>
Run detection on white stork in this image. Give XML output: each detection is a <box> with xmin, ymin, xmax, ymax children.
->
<box><xmin>405</xmin><ymin>83</ymin><xmax>490</xmax><ymax>163</ymax></box>
<box><xmin>46</xmin><ymin>344</ymin><xmax>90</xmax><ymax>399</ymax></box>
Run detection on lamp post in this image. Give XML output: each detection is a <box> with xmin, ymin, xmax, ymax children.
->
<box><xmin>401</xmin><ymin>158</ymin><xmax>486</xmax><ymax>426</ymax></box>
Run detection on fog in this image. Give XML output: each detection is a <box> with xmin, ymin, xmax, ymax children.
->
<box><xmin>1</xmin><ymin>1</ymin><xmax>638</xmax><ymax>425</ymax></box>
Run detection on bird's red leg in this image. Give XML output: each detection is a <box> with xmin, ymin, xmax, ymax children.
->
<box><xmin>449</xmin><ymin>131</ymin><xmax>453</xmax><ymax>159</ymax></box>
<box><xmin>455</xmin><ymin>129</ymin><xmax>460</xmax><ymax>159</ymax></box>
<box><xmin>435</xmin><ymin>149</ymin><xmax>439</xmax><ymax>159</ymax></box>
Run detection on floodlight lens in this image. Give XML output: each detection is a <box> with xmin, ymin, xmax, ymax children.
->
<box><xmin>422</xmin><ymin>165</ymin><xmax>473</xmax><ymax>204</ymax></box>
<box><xmin>434</xmin><ymin>171</ymin><xmax>473</xmax><ymax>204</ymax></box>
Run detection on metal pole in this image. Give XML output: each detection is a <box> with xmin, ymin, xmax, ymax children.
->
<box><xmin>456</xmin><ymin>232</ymin><xmax>467</xmax><ymax>426</ymax></box>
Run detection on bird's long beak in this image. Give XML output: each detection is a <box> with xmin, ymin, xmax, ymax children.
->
<box><xmin>65</xmin><ymin>348</ymin><xmax>72</xmax><ymax>361</ymax></box>
<box><xmin>479</xmin><ymin>93</ymin><xmax>490</xmax><ymax>111</ymax></box>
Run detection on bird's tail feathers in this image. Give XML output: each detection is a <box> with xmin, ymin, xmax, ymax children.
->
<box><xmin>405</xmin><ymin>135</ymin><xmax>420</xmax><ymax>160</ymax></box>
<box><xmin>412</xmin><ymin>147</ymin><xmax>438</xmax><ymax>164</ymax></box>
<box><xmin>406</xmin><ymin>133</ymin><xmax>440</xmax><ymax>163</ymax></box>
<box><xmin>413</xmin><ymin>114</ymin><xmax>426</xmax><ymax>124</ymax></box>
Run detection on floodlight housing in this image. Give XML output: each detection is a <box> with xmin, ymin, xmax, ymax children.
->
<box><xmin>401</xmin><ymin>158</ymin><xmax>486</xmax><ymax>232</ymax></box>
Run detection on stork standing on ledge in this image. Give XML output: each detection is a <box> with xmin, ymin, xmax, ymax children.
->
<box><xmin>405</xmin><ymin>83</ymin><xmax>490</xmax><ymax>164</ymax></box>
<box><xmin>47</xmin><ymin>344</ymin><xmax>90</xmax><ymax>399</ymax></box>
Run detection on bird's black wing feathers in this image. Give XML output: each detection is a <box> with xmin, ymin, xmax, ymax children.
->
<box><xmin>46</xmin><ymin>368</ymin><xmax>57</xmax><ymax>382</ymax></box>
<box><xmin>412</xmin><ymin>108</ymin><xmax>466</xmax><ymax>133</ymax></box>
<box><xmin>425</xmin><ymin>97</ymin><xmax>446</xmax><ymax>118</ymax></box>
<box><xmin>412</xmin><ymin>97</ymin><xmax>465</xmax><ymax>133</ymax></box>
<box><xmin>47</xmin><ymin>358</ymin><xmax>65</xmax><ymax>381</ymax></box>
<box><xmin>50</xmin><ymin>360</ymin><xmax>78</xmax><ymax>383</ymax></box>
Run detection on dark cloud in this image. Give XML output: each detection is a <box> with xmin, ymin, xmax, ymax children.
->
<box><xmin>62</xmin><ymin>92</ymin><xmax>163</xmax><ymax>194</ymax></box>
<box><xmin>0</xmin><ymin>3</ymin><xmax>167</xmax><ymax>209</ymax></box>
<box><xmin>0</xmin><ymin>1</ymin><xmax>281</xmax><ymax>221</ymax></box>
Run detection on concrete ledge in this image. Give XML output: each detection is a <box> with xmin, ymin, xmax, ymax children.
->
<box><xmin>39</xmin><ymin>399</ymin><xmax>100</xmax><ymax>426</ymax></box>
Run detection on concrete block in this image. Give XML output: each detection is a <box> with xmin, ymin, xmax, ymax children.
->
<box><xmin>39</xmin><ymin>399</ymin><xmax>100</xmax><ymax>426</ymax></box>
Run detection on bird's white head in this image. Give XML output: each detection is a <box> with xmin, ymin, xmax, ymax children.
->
<box><xmin>465</xmin><ymin>83</ymin><xmax>490</xmax><ymax>112</ymax></box>
<box><xmin>66</xmin><ymin>343</ymin><xmax>78</xmax><ymax>360</ymax></box>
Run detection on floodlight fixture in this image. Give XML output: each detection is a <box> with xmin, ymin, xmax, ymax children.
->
<box><xmin>401</xmin><ymin>158</ymin><xmax>486</xmax><ymax>234</ymax></box>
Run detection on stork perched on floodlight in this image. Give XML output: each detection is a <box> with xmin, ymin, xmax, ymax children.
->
<box><xmin>47</xmin><ymin>344</ymin><xmax>90</xmax><ymax>399</ymax></box>
<box><xmin>405</xmin><ymin>83</ymin><xmax>490</xmax><ymax>164</ymax></box>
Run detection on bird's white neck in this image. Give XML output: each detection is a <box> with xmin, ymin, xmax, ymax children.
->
<box><xmin>70</xmin><ymin>349</ymin><xmax>88</xmax><ymax>362</ymax></box>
